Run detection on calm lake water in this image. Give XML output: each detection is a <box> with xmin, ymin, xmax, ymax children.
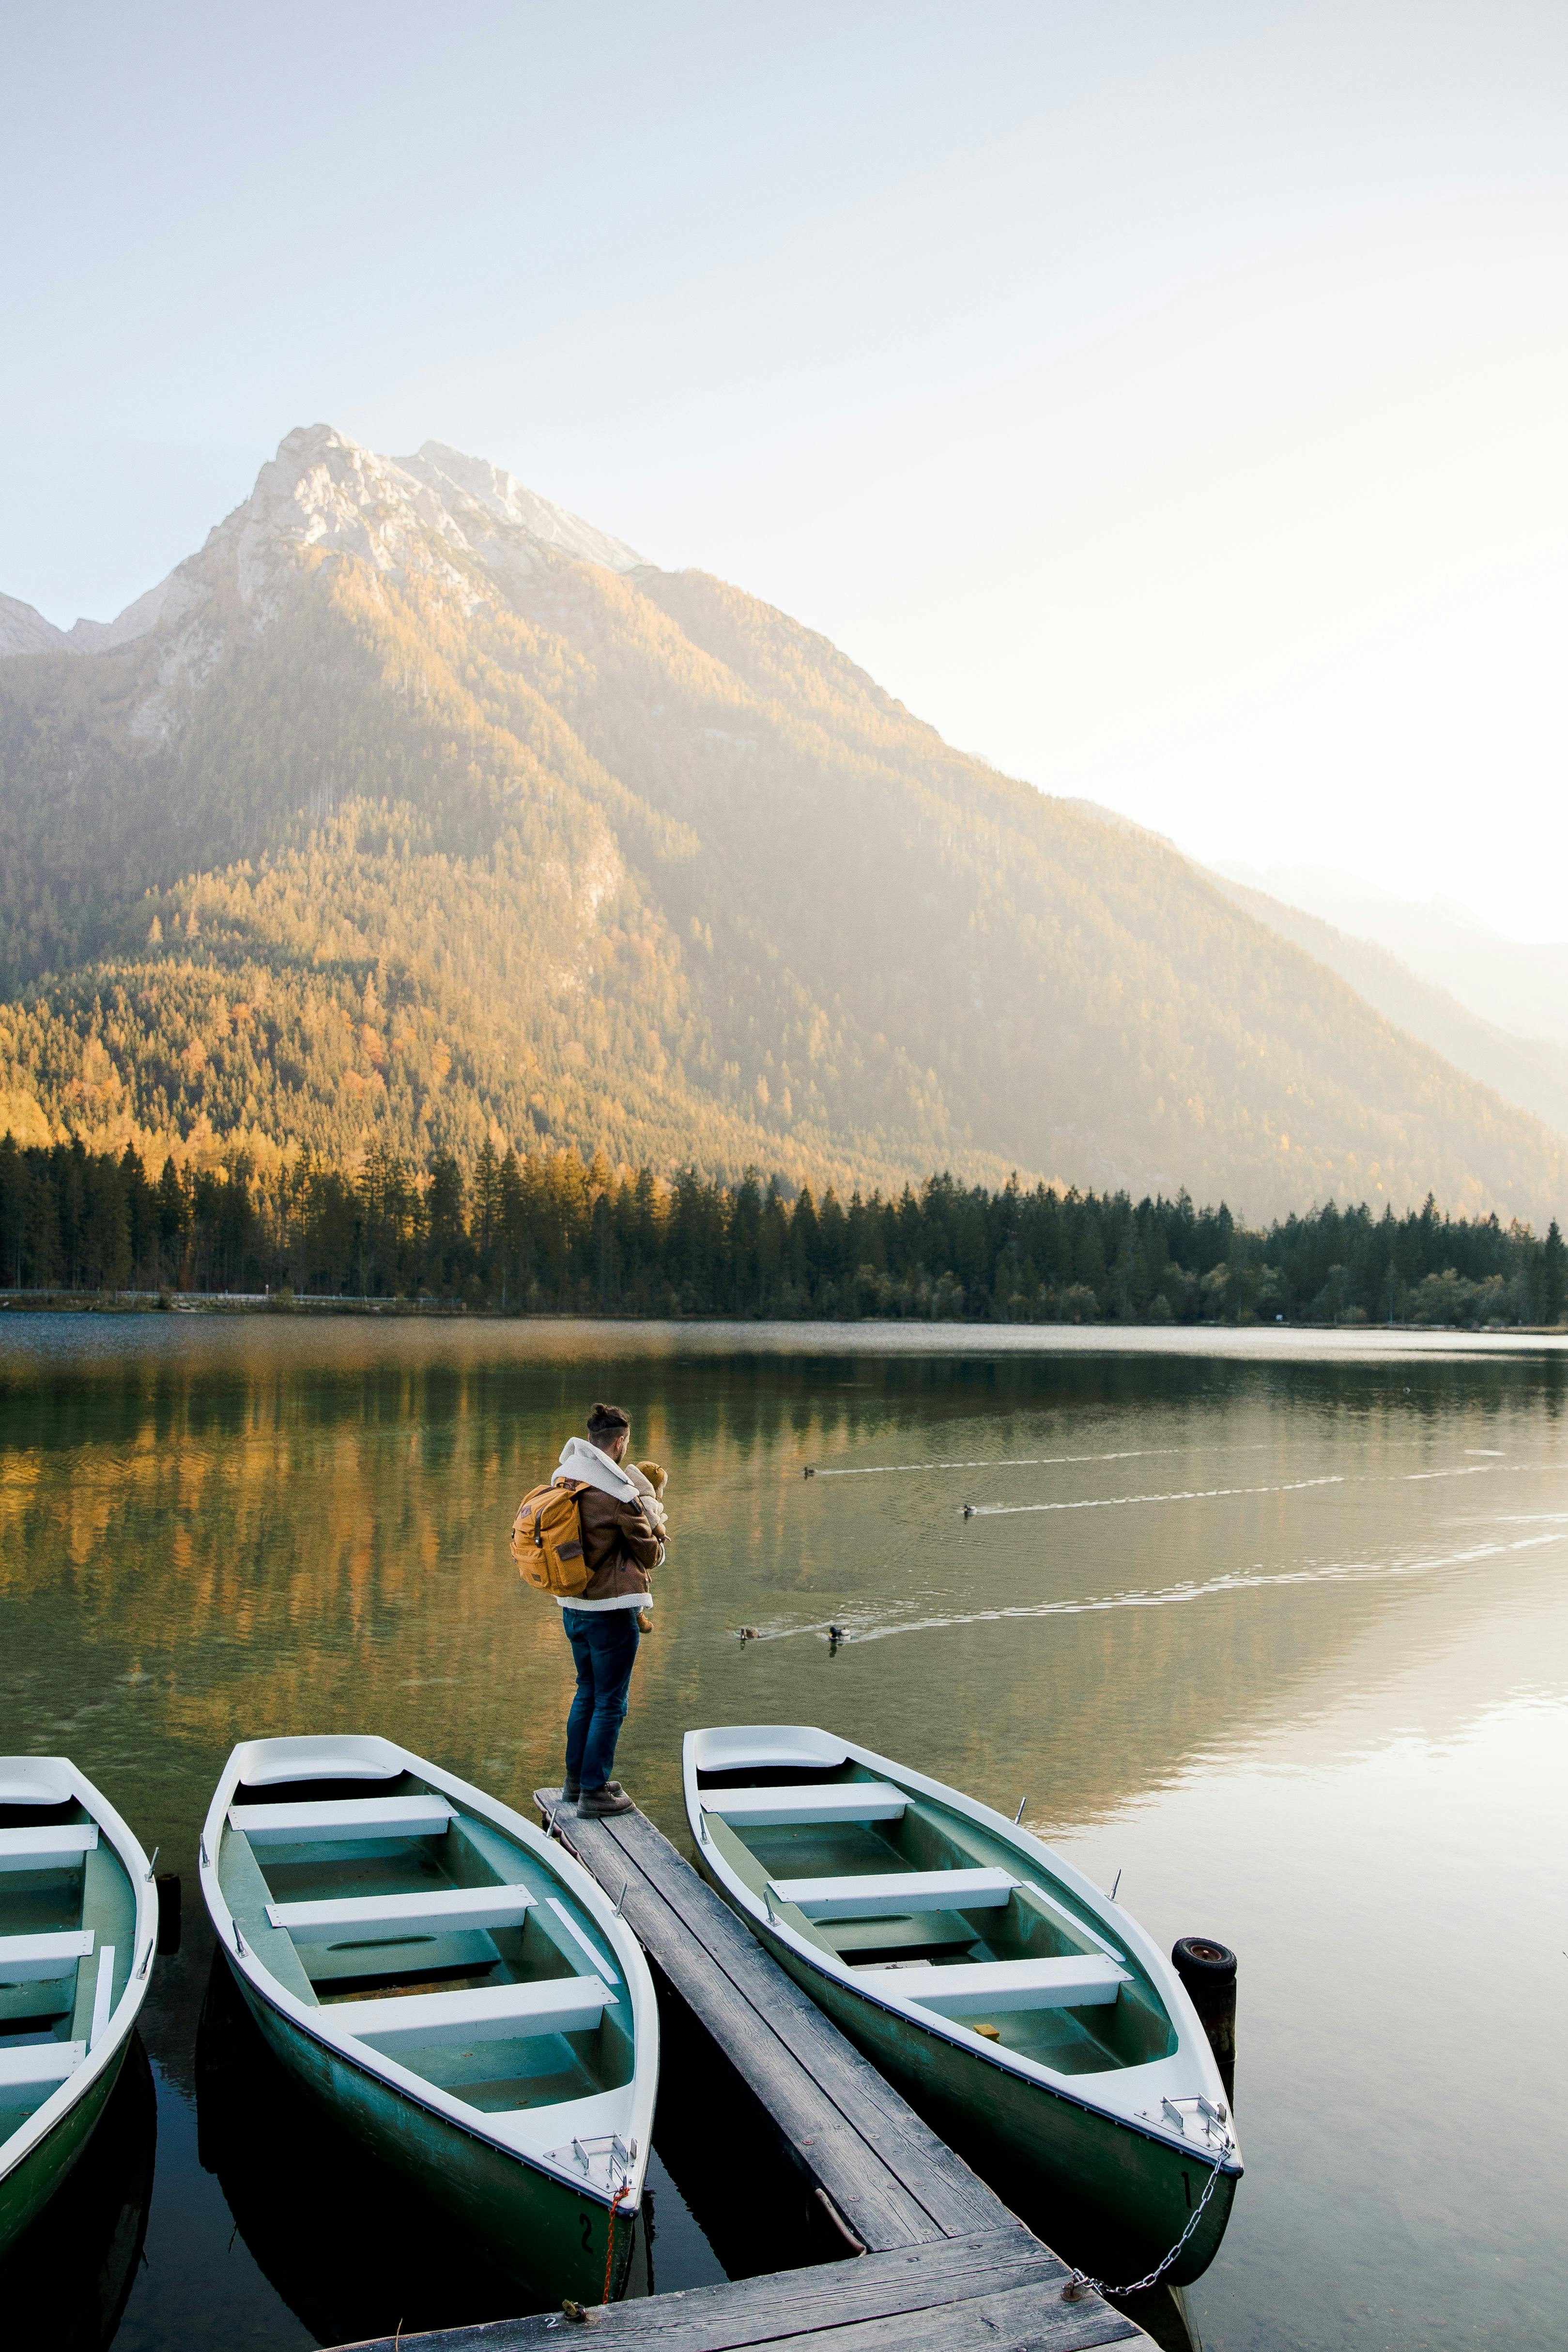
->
<box><xmin>2</xmin><ymin>1316</ymin><xmax>1566</xmax><ymax>2350</ymax></box>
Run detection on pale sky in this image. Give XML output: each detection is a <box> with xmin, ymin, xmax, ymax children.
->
<box><xmin>6</xmin><ymin>1</ymin><xmax>1567</xmax><ymax>938</ymax></box>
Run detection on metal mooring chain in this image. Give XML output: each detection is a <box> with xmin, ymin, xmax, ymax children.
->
<box><xmin>1061</xmin><ymin>2141</ymin><xmax>1230</xmax><ymax>2302</ymax></box>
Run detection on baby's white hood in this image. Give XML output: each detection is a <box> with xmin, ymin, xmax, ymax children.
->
<box><xmin>556</xmin><ymin>1435</ymin><xmax>638</xmax><ymax>1501</ymax></box>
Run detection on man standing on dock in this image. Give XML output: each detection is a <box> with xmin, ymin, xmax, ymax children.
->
<box><xmin>554</xmin><ymin>1403</ymin><xmax>664</xmax><ymax>1816</ymax></box>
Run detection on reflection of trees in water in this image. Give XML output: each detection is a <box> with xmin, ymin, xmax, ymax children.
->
<box><xmin>0</xmin><ymin>2033</ymin><xmax>156</xmax><ymax>2351</ymax></box>
<box><xmin>0</xmin><ymin>1341</ymin><xmax>1560</xmax><ymax>1829</ymax></box>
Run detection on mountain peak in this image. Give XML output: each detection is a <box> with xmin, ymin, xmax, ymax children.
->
<box><xmin>397</xmin><ymin>441</ymin><xmax>643</xmax><ymax>571</ymax></box>
<box><xmin>218</xmin><ymin>427</ymin><xmax>446</xmax><ymax>601</ymax></box>
<box><xmin>0</xmin><ymin>425</ymin><xmax>644</xmax><ymax>670</ymax></box>
<box><xmin>0</xmin><ymin>591</ymin><xmax>67</xmax><ymax>657</ymax></box>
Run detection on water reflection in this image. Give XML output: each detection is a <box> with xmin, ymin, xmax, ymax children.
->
<box><xmin>0</xmin><ymin>2033</ymin><xmax>157</xmax><ymax>2350</ymax></box>
<box><xmin>2</xmin><ymin>1320</ymin><xmax>1566</xmax><ymax>2351</ymax></box>
<box><xmin>1114</xmin><ymin>2284</ymin><xmax>1203</xmax><ymax>2352</ymax></box>
<box><xmin>194</xmin><ymin>1954</ymin><xmax>540</xmax><ymax>2341</ymax></box>
<box><xmin>191</xmin><ymin>1944</ymin><xmax>756</xmax><ymax>2340</ymax></box>
<box><xmin>4</xmin><ymin>1329</ymin><xmax>1561</xmax><ymax>1853</ymax></box>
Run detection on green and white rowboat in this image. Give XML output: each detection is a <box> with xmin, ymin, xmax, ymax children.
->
<box><xmin>199</xmin><ymin>1735</ymin><xmax>657</xmax><ymax>2306</ymax></box>
<box><xmin>685</xmin><ymin>1724</ymin><xmax>1242</xmax><ymax>2287</ymax></box>
<box><xmin>0</xmin><ymin>1756</ymin><xmax>157</xmax><ymax>2258</ymax></box>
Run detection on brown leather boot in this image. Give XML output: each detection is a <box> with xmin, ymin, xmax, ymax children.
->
<box><xmin>578</xmin><ymin>1784</ymin><xmax>634</xmax><ymax>1816</ymax></box>
<box><xmin>564</xmin><ymin>1780</ymin><xmax>622</xmax><ymax>1804</ymax></box>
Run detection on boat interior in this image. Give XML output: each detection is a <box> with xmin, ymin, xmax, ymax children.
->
<box><xmin>0</xmin><ymin>1780</ymin><xmax>135</xmax><ymax>2149</ymax></box>
<box><xmin>219</xmin><ymin>1768</ymin><xmax>635</xmax><ymax>2124</ymax></box>
<box><xmin>694</xmin><ymin>1756</ymin><xmax>1177</xmax><ymax>2077</ymax></box>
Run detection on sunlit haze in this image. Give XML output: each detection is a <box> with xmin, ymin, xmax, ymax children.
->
<box><xmin>6</xmin><ymin>0</ymin><xmax>1566</xmax><ymax>938</ymax></box>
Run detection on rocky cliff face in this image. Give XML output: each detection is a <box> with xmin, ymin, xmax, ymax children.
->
<box><xmin>0</xmin><ymin>426</ymin><xmax>642</xmax><ymax>728</ymax></box>
<box><xmin>0</xmin><ymin>424</ymin><xmax>1564</xmax><ymax>1221</ymax></box>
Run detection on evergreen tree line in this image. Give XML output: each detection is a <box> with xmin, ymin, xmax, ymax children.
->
<box><xmin>2</xmin><ymin>1133</ymin><xmax>1565</xmax><ymax>1328</ymax></box>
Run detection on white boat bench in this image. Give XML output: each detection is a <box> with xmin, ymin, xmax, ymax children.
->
<box><xmin>0</xmin><ymin>2041</ymin><xmax>86</xmax><ymax>2090</ymax></box>
<box><xmin>767</xmin><ymin>1867</ymin><xmax>1015</xmax><ymax>1919</ymax></box>
<box><xmin>0</xmin><ymin>1826</ymin><xmax>98</xmax><ymax>1873</ymax></box>
<box><xmin>0</xmin><ymin>1929</ymin><xmax>95</xmax><ymax>1981</ymax></box>
<box><xmin>330</xmin><ymin>1973</ymin><xmax>615</xmax><ymax>2048</ymax></box>
<box><xmin>89</xmin><ymin>1946</ymin><xmax>117</xmax><ymax>2047</ymax></box>
<box><xmin>700</xmin><ymin>1782</ymin><xmax>907</xmax><ymax>1827</ymax></box>
<box><xmin>266</xmin><ymin>1885</ymin><xmax>536</xmax><ymax>1940</ymax></box>
<box><xmin>230</xmin><ymin>1796</ymin><xmax>454</xmax><ymax>1845</ymax></box>
<box><xmin>854</xmin><ymin>1953</ymin><xmax>1130</xmax><ymax>2014</ymax></box>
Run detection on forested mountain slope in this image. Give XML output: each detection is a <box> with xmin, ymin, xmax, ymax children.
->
<box><xmin>1</xmin><ymin>423</ymin><xmax>1564</xmax><ymax>1223</ymax></box>
<box><xmin>1211</xmin><ymin>873</ymin><xmax>1568</xmax><ymax>1148</ymax></box>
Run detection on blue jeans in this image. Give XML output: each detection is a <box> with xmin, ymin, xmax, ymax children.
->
<box><xmin>562</xmin><ymin>1608</ymin><xmax>641</xmax><ymax>1790</ymax></box>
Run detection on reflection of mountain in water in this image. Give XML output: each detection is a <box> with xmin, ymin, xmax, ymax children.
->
<box><xmin>1</xmin><ymin>1330</ymin><xmax>1561</xmax><ymax>1852</ymax></box>
<box><xmin>0</xmin><ymin>2032</ymin><xmax>156</xmax><ymax>2349</ymax></box>
<box><xmin>195</xmin><ymin>1952</ymin><xmax>547</xmax><ymax>2339</ymax></box>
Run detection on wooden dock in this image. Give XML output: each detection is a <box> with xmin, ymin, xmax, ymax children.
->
<box><xmin>335</xmin><ymin>1792</ymin><xmax>1150</xmax><ymax>2352</ymax></box>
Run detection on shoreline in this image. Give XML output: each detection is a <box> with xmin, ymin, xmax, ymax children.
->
<box><xmin>1</xmin><ymin>1289</ymin><xmax>1564</xmax><ymax>1339</ymax></box>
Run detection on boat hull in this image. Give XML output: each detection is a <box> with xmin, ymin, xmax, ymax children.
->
<box><xmin>229</xmin><ymin>1958</ymin><xmax>637</xmax><ymax>2309</ymax></box>
<box><xmin>0</xmin><ymin>2038</ymin><xmax>128</xmax><ymax>2262</ymax></box>
<box><xmin>723</xmin><ymin>1888</ymin><xmax>1236</xmax><ymax>2288</ymax></box>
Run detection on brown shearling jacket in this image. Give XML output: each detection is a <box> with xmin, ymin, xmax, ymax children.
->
<box><xmin>574</xmin><ymin>1482</ymin><xmax>661</xmax><ymax>1604</ymax></box>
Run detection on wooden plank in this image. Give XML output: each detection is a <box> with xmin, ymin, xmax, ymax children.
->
<box><xmin>543</xmin><ymin>1806</ymin><xmax>931</xmax><ymax>2248</ymax></box>
<box><xmin>334</xmin><ymin>2226</ymin><xmax>1139</xmax><ymax>2352</ymax></box>
<box><xmin>699</xmin><ymin>1783</ymin><xmax>907</xmax><ymax>1827</ymax></box>
<box><xmin>545</xmin><ymin>1798</ymin><xmax>1009</xmax><ymax>2245</ymax></box>
<box><xmin>327</xmin><ymin>1974</ymin><xmax>613</xmax><ymax>2045</ymax></box>
<box><xmin>539</xmin><ymin>1812</ymin><xmax>940</xmax><ymax>2250</ymax></box>
<box><xmin>0</xmin><ymin>1824</ymin><xmax>96</xmax><ymax>1871</ymax></box>
<box><xmin>0</xmin><ymin>1928</ymin><xmax>94</xmax><ymax>1979</ymax></box>
<box><xmin>766</xmin><ymin>1869</ymin><xmax>1015</xmax><ymax>1918</ymax></box>
<box><xmin>265</xmin><ymin>1885</ymin><xmax>536</xmax><ymax>1939</ymax></box>
<box><xmin>0</xmin><ymin>2041</ymin><xmax>84</xmax><ymax>2088</ymax></box>
<box><xmin>853</xmin><ymin>1955</ymin><xmax>1127</xmax><ymax>2013</ymax></box>
<box><xmin>562</xmin><ymin>1802</ymin><xmax>1013</xmax><ymax>2240</ymax></box>
<box><xmin>230</xmin><ymin>1796</ymin><xmax>452</xmax><ymax>1844</ymax></box>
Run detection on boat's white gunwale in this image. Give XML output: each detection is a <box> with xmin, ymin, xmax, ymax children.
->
<box><xmin>682</xmin><ymin>1725</ymin><xmax>1240</xmax><ymax>2173</ymax></box>
<box><xmin>199</xmin><ymin>1736</ymin><xmax>656</xmax><ymax>2212</ymax></box>
<box><xmin>0</xmin><ymin>1756</ymin><xmax>157</xmax><ymax>2190</ymax></box>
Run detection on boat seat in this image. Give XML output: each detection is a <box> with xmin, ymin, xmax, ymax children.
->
<box><xmin>329</xmin><ymin>1973</ymin><xmax>614</xmax><ymax>2048</ymax></box>
<box><xmin>89</xmin><ymin>1946</ymin><xmax>117</xmax><ymax>2047</ymax></box>
<box><xmin>854</xmin><ymin>1954</ymin><xmax>1130</xmax><ymax>2014</ymax></box>
<box><xmin>229</xmin><ymin>1796</ymin><xmax>454</xmax><ymax>1845</ymax></box>
<box><xmin>0</xmin><ymin>1826</ymin><xmax>97</xmax><ymax>1873</ymax></box>
<box><xmin>0</xmin><ymin>1929</ymin><xmax>95</xmax><ymax>1982</ymax></box>
<box><xmin>768</xmin><ymin>1868</ymin><xmax>1015</xmax><ymax>1919</ymax></box>
<box><xmin>0</xmin><ymin>2042</ymin><xmax>86</xmax><ymax>2090</ymax></box>
<box><xmin>266</xmin><ymin>1886</ymin><xmax>536</xmax><ymax>1941</ymax></box>
<box><xmin>700</xmin><ymin>1782</ymin><xmax>906</xmax><ymax>1827</ymax></box>
<box><xmin>542</xmin><ymin>1898</ymin><xmax>617</xmax><ymax>1986</ymax></box>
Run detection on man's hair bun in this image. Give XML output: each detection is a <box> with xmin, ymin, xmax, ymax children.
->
<box><xmin>587</xmin><ymin>1401</ymin><xmax>631</xmax><ymax>1436</ymax></box>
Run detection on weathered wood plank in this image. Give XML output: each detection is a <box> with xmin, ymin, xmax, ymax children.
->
<box><xmin>609</xmin><ymin>1817</ymin><xmax>1005</xmax><ymax>2239</ymax></box>
<box><xmin>748</xmin><ymin>2285</ymin><xmax>1141</xmax><ymax>2352</ymax></box>
<box><xmin>539</xmin><ymin>1797</ymin><xmax>936</xmax><ymax>2253</ymax></box>
<box><xmin>336</xmin><ymin>2228</ymin><xmax>1135</xmax><ymax>2352</ymax></box>
<box><xmin>538</xmin><ymin>1795</ymin><xmax>1007</xmax><ymax>2244</ymax></box>
<box><xmin>603</xmin><ymin>1883</ymin><xmax>926</xmax><ymax>2250</ymax></box>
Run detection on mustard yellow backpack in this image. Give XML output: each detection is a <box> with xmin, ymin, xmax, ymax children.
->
<box><xmin>510</xmin><ymin>1479</ymin><xmax>591</xmax><ymax>1597</ymax></box>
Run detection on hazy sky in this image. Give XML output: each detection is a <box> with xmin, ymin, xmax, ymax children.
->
<box><xmin>6</xmin><ymin>1</ymin><xmax>1567</xmax><ymax>939</ymax></box>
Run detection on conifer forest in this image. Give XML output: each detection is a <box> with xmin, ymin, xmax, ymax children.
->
<box><xmin>3</xmin><ymin>1134</ymin><xmax>1562</xmax><ymax>1329</ymax></box>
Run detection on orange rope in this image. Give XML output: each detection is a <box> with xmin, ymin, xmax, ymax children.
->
<box><xmin>601</xmin><ymin>2178</ymin><xmax>632</xmax><ymax>2305</ymax></box>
